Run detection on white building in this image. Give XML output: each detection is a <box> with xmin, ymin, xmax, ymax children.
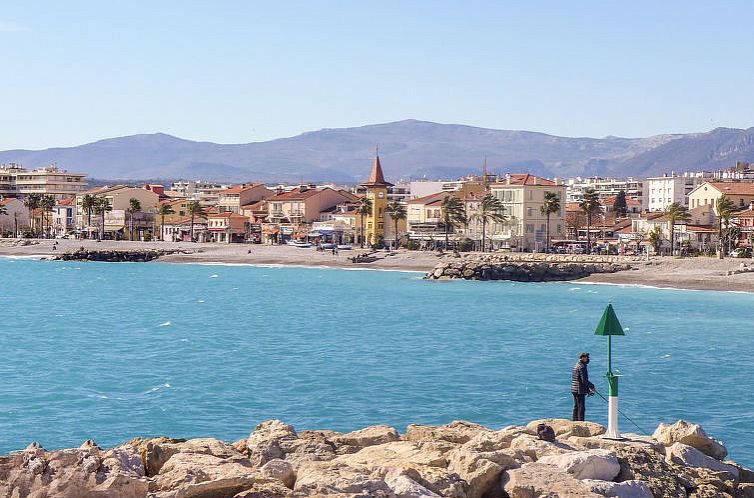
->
<box><xmin>0</xmin><ymin>198</ymin><xmax>29</xmax><ymax>235</ymax></box>
<box><xmin>0</xmin><ymin>163</ymin><xmax>87</xmax><ymax>200</ymax></box>
<box><xmin>645</xmin><ymin>173</ymin><xmax>710</xmax><ymax>212</ymax></box>
<box><xmin>567</xmin><ymin>177</ymin><xmax>645</xmax><ymax>209</ymax></box>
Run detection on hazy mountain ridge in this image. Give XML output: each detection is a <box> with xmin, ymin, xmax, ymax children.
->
<box><xmin>1</xmin><ymin>120</ymin><xmax>753</xmax><ymax>183</ymax></box>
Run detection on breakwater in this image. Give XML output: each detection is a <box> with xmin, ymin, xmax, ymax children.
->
<box><xmin>1</xmin><ymin>418</ymin><xmax>749</xmax><ymax>498</ymax></box>
<box><xmin>426</xmin><ymin>254</ymin><xmax>639</xmax><ymax>281</ymax></box>
<box><xmin>52</xmin><ymin>248</ymin><xmax>184</xmax><ymax>262</ymax></box>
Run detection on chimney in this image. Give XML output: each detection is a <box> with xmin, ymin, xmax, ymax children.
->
<box><xmin>533</xmin><ymin>176</ymin><xmax>539</xmax><ymax>186</ymax></box>
<box><xmin>505</xmin><ymin>173</ymin><xmax>511</xmax><ymax>185</ymax></box>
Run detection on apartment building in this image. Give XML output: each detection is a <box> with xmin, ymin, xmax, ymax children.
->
<box><xmin>489</xmin><ymin>174</ymin><xmax>566</xmax><ymax>251</ymax></box>
<box><xmin>0</xmin><ymin>163</ymin><xmax>87</xmax><ymax>200</ymax></box>
<box><xmin>688</xmin><ymin>181</ymin><xmax>754</xmax><ymax>226</ymax></box>
<box><xmin>76</xmin><ymin>186</ymin><xmax>160</xmax><ymax>237</ymax></box>
<box><xmin>645</xmin><ymin>173</ymin><xmax>709</xmax><ymax>212</ymax></box>
<box><xmin>567</xmin><ymin>176</ymin><xmax>645</xmax><ymax>209</ymax></box>
<box><xmin>171</xmin><ymin>180</ymin><xmax>231</xmax><ymax>206</ymax></box>
<box><xmin>217</xmin><ymin>183</ymin><xmax>273</xmax><ymax>213</ymax></box>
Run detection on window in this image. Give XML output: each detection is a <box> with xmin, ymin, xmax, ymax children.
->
<box><xmin>557</xmin><ymin>223</ymin><xmax>562</xmax><ymax>233</ymax></box>
<box><xmin>525</xmin><ymin>224</ymin><xmax>534</xmax><ymax>233</ymax></box>
<box><xmin>527</xmin><ymin>207</ymin><xmax>533</xmax><ymax>216</ymax></box>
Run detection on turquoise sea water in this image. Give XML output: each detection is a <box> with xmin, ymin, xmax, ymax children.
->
<box><xmin>0</xmin><ymin>258</ymin><xmax>752</xmax><ymax>467</ymax></box>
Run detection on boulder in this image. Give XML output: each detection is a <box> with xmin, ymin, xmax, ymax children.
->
<box><xmin>332</xmin><ymin>425</ymin><xmax>400</xmax><ymax>448</ymax></box>
<box><xmin>233</xmin><ymin>479</ymin><xmax>293</xmax><ymax>497</ymax></box>
<box><xmin>404</xmin><ymin>420</ymin><xmax>492</xmax><ymax>445</ymax></box>
<box><xmin>503</xmin><ymin>462</ymin><xmax>604</xmax><ymax>498</ymax></box>
<box><xmin>150</xmin><ymin>452</ymin><xmax>258</xmax><ymax>498</ymax></box>
<box><xmin>136</xmin><ymin>437</ymin><xmax>240</xmax><ymax>477</ymax></box>
<box><xmin>259</xmin><ymin>459</ymin><xmax>295</xmax><ymax>489</ymax></box>
<box><xmin>508</xmin><ymin>433</ymin><xmax>575</xmax><ymax>461</ymax></box>
<box><xmin>537</xmin><ymin>449</ymin><xmax>620</xmax><ymax>480</ymax></box>
<box><xmin>653</xmin><ymin>420</ymin><xmax>727</xmax><ymax>460</ymax></box>
<box><xmin>583</xmin><ymin>479</ymin><xmax>653</xmax><ymax>498</ymax></box>
<box><xmin>526</xmin><ymin>418</ymin><xmax>606</xmax><ymax>438</ymax></box>
<box><xmin>384</xmin><ymin>469</ymin><xmax>442</xmax><ymax>498</ymax></box>
<box><xmin>666</xmin><ymin>442</ymin><xmax>739</xmax><ymax>478</ymax></box>
<box><xmin>247</xmin><ymin>420</ymin><xmax>298</xmax><ymax>467</ymax></box>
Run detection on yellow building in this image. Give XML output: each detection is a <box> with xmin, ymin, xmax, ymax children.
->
<box><xmin>688</xmin><ymin>181</ymin><xmax>754</xmax><ymax>226</ymax></box>
<box><xmin>360</xmin><ymin>154</ymin><xmax>392</xmax><ymax>245</ymax></box>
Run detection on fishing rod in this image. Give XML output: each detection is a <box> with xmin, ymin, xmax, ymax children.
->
<box><xmin>592</xmin><ymin>389</ymin><xmax>649</xmax><ymax>436</ymax></box>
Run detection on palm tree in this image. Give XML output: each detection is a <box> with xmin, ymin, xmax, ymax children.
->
<box><xmin>664</xmin><ymin>202</ymin><xmax>691</xmax><ymax>256</ymax></box>
<box><xmin>157</xmin><ymin>203</ymin><xmax>176</xmax><ymax>241</ymax></box>
<box><xmin>39</xmin><ymin>195</ymin><xmax>55</xmax><ymax>238</ymax></box>
<box><xmin>93</xmin><ymin>196</ymin><xmax>112</xmax><ymax>241</ymax></box>
<box><xmin>386</xmin><ymin>201</ymin><xmax>406</xmax><ymax>249</ymax></box>
<box><xmin>648</xmin><ymin>226</ymin><xmax>663</xmax><ymax>255</ymax></box>
<box><xmin>81</xmin><ymin>194</ymin><xmax>96</xmax><ymax>232</ymax></box>
<box><xmin>715</xmin><ymin>194</ymin><xmax>736</xmax><ymax>259</ymax></box>
<box><xmin>187</xmin><ymin>201</ymin><xmax>206</xmax><ymax>242</ymax></box>
<box><xmin>127</xmin><ymin>198</ymin><xmax>142</xmax><ymax>240</ymax></box>
<box><xmin>23</xmin><ymin>193</ymin><xmax>41</xmax><ymax>237</ymax></box>
<box><xmin>579</xmin><ymin>188</ymin><xmax>601</xmax><ymax>254</ymax></box>
<box><xmin>440</xmin><ymin>196</ymin><xmax>467</xmax><ymax>250</ymax></box>
<box><xmin>358</xmin><ymin>197</ymin><xmax>373</xmax><ymax>248</ymax></box>
<box><xmin>473</xmin><ymin>194</ymin><xmax>506</xmax><ymax>252</ymax></box>
<box><xmin>540</xmin><ymin>191</ymin><xmax>561</xmax><ymax>253</ymax></box>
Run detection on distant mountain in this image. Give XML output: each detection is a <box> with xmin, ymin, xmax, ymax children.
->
<box><xmin>2</xmin><ymin>120</ymin><xmax>754</xmax><ymax>183</ymax></box>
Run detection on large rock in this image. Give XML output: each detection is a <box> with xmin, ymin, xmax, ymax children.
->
<box><xmin>0</xmin><ymin>443</ymin><xmax>148</xmax><ymax>498</ymax></box>
<box><xmin>526</xmin><ymin>418</ymin><xmax>606</xmax><ymax>438</ymax></box>
<box><xmin>583</xmin><ymin>479</ymin><xmax>654</xmax><ymax>498</ymax></box>
<box><xmin>609</xmin><ymin>445</ymin><xmax>692</xmax><ymax>498</ymax></box>
<box><xmin>653</xmin><ymin>420</ymin><xmax>727</xmax><ymax>460</ymax></box>
<box><xmin>503</xmin><ymin>462</ymin><xmax>604</xmax><ymax>498</ymax></box>
<box><xmin>247</xmin><ymin>420</ymin><xmax>298</xmax><ymax>467</ymax></box>
<box><xmin>332</xmin><ymin>425</ymin><xmax>400</xmax><ymax>448</ymax></box>
<box><xmin>260</xmin><ymin>459</ymin><xmax>296</xmax><ymax>489</ymax></box>
<box><xmin>150</xmin><ymin>452</ymin><xmax>259</xmax><ymax>498</ymax></box>
<box><xmin>134</xmin><ymin>437</ymin><xmax>238</xmax><ymax>477</ymax></box>
<box><xmin>666</xmin><ymin>442</ymin><xmax>739</xmax><ymax>478</ymax></box>
<box><xmin>508</xmin><ymin>433</ymin><xmax>575</xmax><ymax>461</ymax></box>
<box><xmin>404</xmin><ymin>420</ymin><xmax>493</xmax><ymax>445</ymax></box>
<box><xmin>537</xmin><ymin>449</ymin><xmax>620</xmax><ymax>480</ymax></box>
<box><xmin>385</xmin><ymin>469</ymin><xmax>443</xmax><ymax>498</ymax></box>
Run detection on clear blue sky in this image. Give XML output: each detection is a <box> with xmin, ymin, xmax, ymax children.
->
<box><xmin>2</xmin><ymin>1</ymin><xmax>754</xmax><ymax>149</ymax></box>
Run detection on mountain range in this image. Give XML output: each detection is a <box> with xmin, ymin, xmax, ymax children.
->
<box><xmin>2</xmin><ymin>119</ymin><xmax>754</xmax><ymax>184</ymax></box>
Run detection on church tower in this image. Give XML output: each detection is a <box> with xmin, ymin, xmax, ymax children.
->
<box><xmin>360</xmin><ymin>151</ymin><xmax>392</xmax><ymax>246</ymax></box>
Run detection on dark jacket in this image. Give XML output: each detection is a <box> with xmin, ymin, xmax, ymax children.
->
<box><xmin>571</xmin><ymin>361</ymin><xmax>595</xmax><ymax>395</ymax></box>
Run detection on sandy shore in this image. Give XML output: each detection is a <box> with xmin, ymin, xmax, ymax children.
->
<box><xmin>3</xmin><ymin>238</ymin><xmax>754</xmax><ymax>292</ymax></box>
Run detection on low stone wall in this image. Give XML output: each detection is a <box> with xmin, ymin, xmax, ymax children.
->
<box><xmin>426</xmin><ymin>257</ymin><xmax>634</xmax><ymax>281</ymax></box>
<box><xmin>53</xmin><ymin>248</ymin><xmax>183</xmax><ymax>262</ymax></box>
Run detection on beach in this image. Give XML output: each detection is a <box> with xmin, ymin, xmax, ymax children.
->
<box><xmin>2</xmin><ymin>238</ymin><xmax>754</xmax><ymax>292</ymax></box>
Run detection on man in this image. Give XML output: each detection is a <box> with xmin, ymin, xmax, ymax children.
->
<box><xmin>571</xmin><ymin>352</ymin><xmax>595</xmax><ymax>421</ymax></box>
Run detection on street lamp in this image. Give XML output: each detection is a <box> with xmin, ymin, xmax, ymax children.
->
<box><xmin>594</xmin><ymin>303</ymin><xmax>626</xmax><ymax>439</ymax></box>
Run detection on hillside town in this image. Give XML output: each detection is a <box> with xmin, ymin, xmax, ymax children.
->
<box><xmin>2</xmin><ymin>158</ymin><xmax>754</xmax><ymax>258</ymax></box>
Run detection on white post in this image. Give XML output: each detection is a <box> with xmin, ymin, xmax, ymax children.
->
<box><xmin>605</xmin><ymin>395</ymin><xmax>621</xmax><ymax>439</ymax></box>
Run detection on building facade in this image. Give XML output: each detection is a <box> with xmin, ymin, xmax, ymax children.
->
<box><xmin>0</xmin><ymin>164</ymin><xmax>87</xmax><ymax>200</ymax></box>
<box><xmin>645</xmin><ymin>174</ymin><xmax>709</xmax><ymax>212</ymax></box>
<box><xmin>489</xmin><ymin>174</ymin><xmax>566</xmax><ymax>251</ymax></box>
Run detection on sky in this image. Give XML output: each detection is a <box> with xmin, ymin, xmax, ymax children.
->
<box><xmin>2</xmin><ymin>1</ymin><xmax>754</xmax><ymax>150</ymax></box>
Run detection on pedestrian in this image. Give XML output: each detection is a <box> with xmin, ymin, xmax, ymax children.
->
<box><xmin>571</xmin><ymin>352</ymin><xmax>595</xmax><ymax>421</ymax></box>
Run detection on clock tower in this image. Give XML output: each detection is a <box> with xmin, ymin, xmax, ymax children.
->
<box><xmin>360</xmin><ymin>152</ymin><xmax>392</xmax><ymax>246</ymax></box>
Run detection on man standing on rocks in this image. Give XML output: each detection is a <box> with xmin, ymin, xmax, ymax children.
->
<box><xmin>571</xmin><ymin>352</ymin><xmax>595</xmax><ymax>421</ymax></box>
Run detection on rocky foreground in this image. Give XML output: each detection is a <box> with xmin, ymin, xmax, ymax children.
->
<box><xmin>1</xmin><ymin>418</ymin><xmax>751</xmax><ymax>498</ymax></box>
<box><xmin>425</xmin><ymin>254</ymin><xmax>638</xmax><ymax>282</ymax></box>
<box><xmin>51</xmin><ymin>248</ymin><xmax>186</xmax><ymax>262</ymax></box>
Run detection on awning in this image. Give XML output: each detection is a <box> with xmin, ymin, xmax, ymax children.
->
<box><xmin>262</xmin><ymin>229</ymin><xmax>279</xmax><ymax>235</ymax></box>
<box><xmin>293</xmin><ymin>233</ymin><xmax>308</xmax><ymax>238</ymax></box>
<box><xmin>307</xmin><ymin>231</ymin><xmax>322</xmax><ymax>237</ymax></box>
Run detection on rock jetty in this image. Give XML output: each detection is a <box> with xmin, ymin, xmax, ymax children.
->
<box><xmin>426</xmin><ymin>254</ymin><xmax>638</xmax><ymax>282</ymax></box>
<box><xmin>1</xmin><ymin>418</ymin><xmax>751</xmax><ymax>498</ymax></box>
<box><xmin>52</xmin><ymin>248</ymin><xmax>184</xmax><ymax>262</ymax></box>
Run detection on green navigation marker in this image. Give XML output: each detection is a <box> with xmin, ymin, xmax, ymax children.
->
<box><xmin>594</xmin><ymin>302</ymin><xmax>626</xmax><ymax>439</ymax></box>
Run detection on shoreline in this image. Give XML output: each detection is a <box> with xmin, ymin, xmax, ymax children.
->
<box><xmin>3</xmin><ymin>239</ymin><xmax>754</xmax><ymax>292</ymax></box>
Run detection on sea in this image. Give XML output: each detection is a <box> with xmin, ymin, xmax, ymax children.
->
<box><xmin>0</xmin><ymin>257</ymin><xmax>752</xmax><ymax>468</ymax></box>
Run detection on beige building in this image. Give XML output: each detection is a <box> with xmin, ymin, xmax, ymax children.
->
<box><xmin>76</xmin><ymin>186</ymin><xmax>160</xmax><ymax>237</ymax></box>
<box><xmin>267</xmin><ymin>186</ymin><xmax>353</xmax><ymax>225</ymax></box>
<box><xmin>0</xmin><ymin>163</ymin><xmax>87</xmax><ymax>200</ymax></box>
<box><xmin>688</xmin><ymin>181</ymin><xmax>754</xmax><ymax>225</ymax></box>
<box><xmin>489</xmin><ymin>174</ymin><xmax>566</xmax><ymax>251</ymax></box>
<box><xmin>218</xmin><ymin>183</ymin><xmax>273</xmax><ymax>213</ymax></box>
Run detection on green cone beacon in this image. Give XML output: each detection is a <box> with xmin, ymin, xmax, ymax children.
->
<box><xmin>594</xmin><ymin>303</ymin><xmax>625</xmax><ymax>439</ymax></box>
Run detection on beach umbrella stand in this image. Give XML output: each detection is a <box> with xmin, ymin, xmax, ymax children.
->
<box><xmin>594</xmin><ymin>303</ymin><xmax>626</xmax><ymax>440</ymax></box>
